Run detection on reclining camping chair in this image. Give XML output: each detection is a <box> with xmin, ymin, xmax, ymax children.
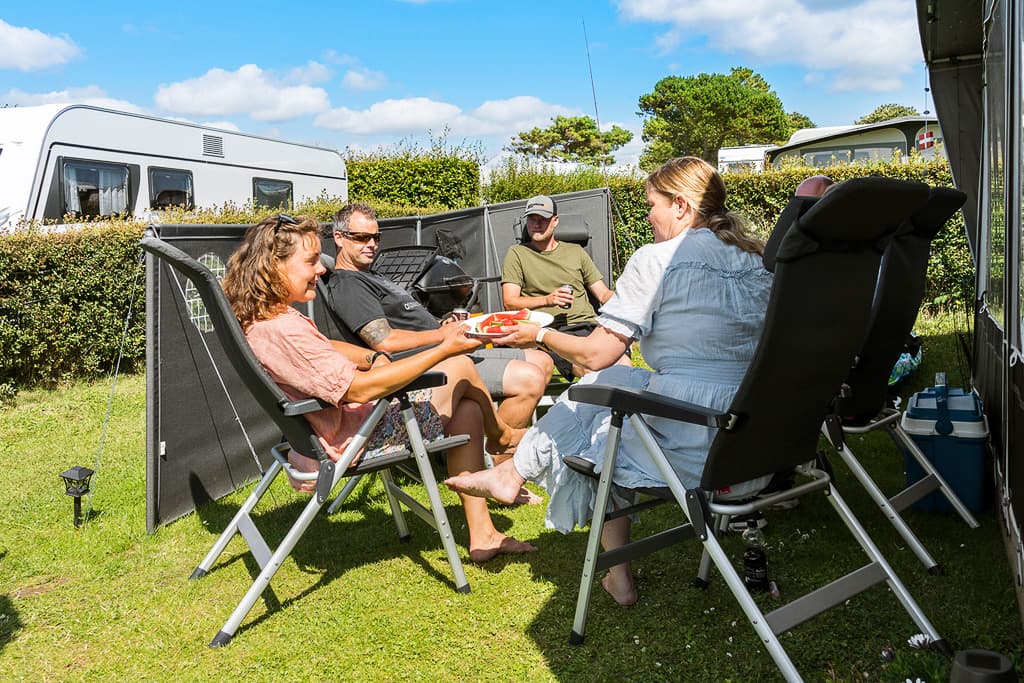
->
<box><xmin>140</xmin><ymin>229</ymin><xmax>472</xmax><ymax>648</ymax></box>
<box><xmin>822</xmin><ymin>186</ymin><xmax>979</xmax><ymax>574</ymax></box>
<box><xmin>564</xmin><ymin>179</ymin><xmax>949</xmax><ymax>681</ymax></box>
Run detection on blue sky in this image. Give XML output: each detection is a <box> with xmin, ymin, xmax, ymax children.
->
<box><xmin>1</xmin><ymin>0</ymin><xmax>930</xmax><ymax>167</ymax></box>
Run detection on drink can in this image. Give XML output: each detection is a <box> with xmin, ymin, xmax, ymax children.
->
<box><xmin>451</xmin><ymin>308</ymin><xmax>470</xmax><ymax>321</ymax></box>
<box><xmin>559</xmin><ymin>284</ymin><xmax>573</xmax><ymax>309</ymax></box>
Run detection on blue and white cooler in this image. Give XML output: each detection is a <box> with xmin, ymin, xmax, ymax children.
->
<box><xmin>901</xmin><ymin>375</ymin><xmax>990</xmax><ymax>513</ymax></box>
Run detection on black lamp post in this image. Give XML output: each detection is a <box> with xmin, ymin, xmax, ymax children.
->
<box><xmin>60</xmin><ymin>466</ymin><xmax>94</xmax><ymax>528</ymax></box>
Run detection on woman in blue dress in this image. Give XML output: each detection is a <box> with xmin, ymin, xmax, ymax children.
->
<box><xmin>446</xmin><ymin>156</ymin><xmax>773</xmax><ymax>605</ymax></box>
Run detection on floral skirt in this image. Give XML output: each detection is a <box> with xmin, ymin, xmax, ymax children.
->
<box><xmin>362</xmin><ymin>389</ymin><xmax>446</xmax><ymax>461</ymax></box>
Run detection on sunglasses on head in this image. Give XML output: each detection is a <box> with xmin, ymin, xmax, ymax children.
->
<box><xmin>341</xmin><ymin>231</ymin><xmax>382</xmax><ymax>244</ymax></box>
<box><xmin>272</xmin><ymin>213</ymin><xmax>298</xmax><ymax>235</ymax></box>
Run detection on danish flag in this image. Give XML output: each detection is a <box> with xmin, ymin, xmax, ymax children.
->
<box><xmin>917</xmin><ymin>130</ymin><xmax>935</xmax><ymax>150</ymax></box>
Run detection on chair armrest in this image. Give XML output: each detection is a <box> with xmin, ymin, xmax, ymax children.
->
<box><xmin>568</xmin><ymin>384</ymin><xmax>724</xmax><ymax>427</ymax></box>
<box><xmin>396</xmin><ymin>371</ymin><xmax>447</xmax><ymax>393</ymax></box>
<box><xmin>282</xmin><ymin>397</ymin><xmax>334</xmax><ymax>416</ymax></box>
<box><xmin>282</xmin><ymin>372</ymin><xmax>446</xmax><ymax>417</ymax></box>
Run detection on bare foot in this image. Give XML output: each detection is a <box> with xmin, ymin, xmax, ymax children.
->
<box><xmin>445</xmin><ymin>460</ymin><xmax>526</xmax><ymax>505</ymax></box>
<box><xmin>602</xmin><ymin>571</ymin><xmax>637</xmax><ymax>606</ymax></box>
<box><xmin>513</xmin><ymin>487</ymin><xmax>544</xmax><ymax>505</ymax></box>
<box><xmin>469</xmin><ymin>534</ymin><xmax>538</xmax><ymax>563</ymax></box>
<box><xmin>486</xmin><ymin>426</ymin><xmax>527</xmax><ymax>456</ymax></box>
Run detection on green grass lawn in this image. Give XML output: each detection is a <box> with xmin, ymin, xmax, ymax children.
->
<box><xmin>0</xmin><ymin>314</ymin><xmax>1021</xmax><ymax>681</ymax></box>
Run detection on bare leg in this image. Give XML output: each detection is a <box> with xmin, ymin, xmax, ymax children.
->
<box><xmin>442</xmin><ymin>399</ymin><xmax>536</xmax><ymax>562</ymax></box>
<box><xmin>445</xmin><ymin>457</ymin><xmax>527</xmax><ymax>505</ymax></box>
<box><xmin>572</xmin><ymin>350</ymin><xmax>632</xmax><ymax>379</ymax></box>
<box><xmin>496</xmin><ymin>352</ymin><xmax>553</xmax><ymax>428</ymax></box>
<box><xmin>599</xmin><ymin>515</ymin><xmax>637</xmax><ymax>606</ymax></box>
<box><xmin>429</xmin><ymin>356</ymin><xmax>523</xmax><ymax>454</ymax></box>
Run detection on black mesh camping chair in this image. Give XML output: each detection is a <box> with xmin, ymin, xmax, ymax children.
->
<box><xmin>563</xmin><ymin>179</ymin><xmax>950</xmax><ymax>681</ymax></box>
<box><xmin>141</xmin><ymin>229</ymin><xmax>472</xmax><ymax>648</ymax></box>
<box><xmin>822</xmin><ymin>186</ymin><xmax>979</xmax><ymax>574</ymax></box>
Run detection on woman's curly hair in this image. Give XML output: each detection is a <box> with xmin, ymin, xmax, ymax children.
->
<box><xmin>222</xmin><ymin>214</ymin><xmax>321</xmax><ymax>328</ymax></box>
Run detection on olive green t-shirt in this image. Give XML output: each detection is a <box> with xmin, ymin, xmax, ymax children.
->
<box><xmin>502</xmin><ymin>242</ymin><xmax>603</xmax><ymax>328</ymax></box>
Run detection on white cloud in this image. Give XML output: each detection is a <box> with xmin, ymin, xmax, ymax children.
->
<box><xmin>314</xmin><ymin>95</ymin><xmax>576</xmax><ymax>138</ymax></box>
<box><xmin>155</xmin><ymin>64</ymin><xmax>330</xmax><ymax>122</ymax></box>
<box><xmin>617</xmin><ymin>0</ymin><xmax>919</xmax><ymax>92</ymax></box>
<box><xmin>1</xmin><ymin>86</ymin><xmax>144</xmax><ymax>113</ymax></box>
<box><xmin>343</xmin><ymin>67</ymin><xmax>388</xmax><ymax>91</ymax></box>
<box><xmin>0</xmin><ymin>20</ymin><xmax>81</xmax><ymax>71</ymax></box>
<box><xmin>315</xmin><ymin>97</ymin><xmax>461</xmax><ymax>134</ymax></box>
<box><xmin>287</xmin><ymin>61</ymin><xmax>331</xmax><ymax>84</ymax></box>
<box><xmin>322</xmin><ymin>49</ymin><xmax>358</xmax><ymax>66</ymax></box>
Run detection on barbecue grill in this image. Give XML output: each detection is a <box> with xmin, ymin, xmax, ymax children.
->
<box><xmin>372</xmin><ymin>246</ymin><xmax>476</xmax><ymax>318</ymax></box>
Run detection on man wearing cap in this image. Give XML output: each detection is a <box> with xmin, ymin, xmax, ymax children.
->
<box><xmin>324</xmin><ymin>202</ymin><xmax>553</xmax><ymax>435</ymax></box>
<box><xmin>502</xmin><ymin>195</ymin><xmax>628</xmax><ymax>378</ymax></box>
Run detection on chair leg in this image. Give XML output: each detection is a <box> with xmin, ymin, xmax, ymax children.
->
<box><xmin>569</xmin><ymin>416</ymin><xmax>623</xmax><ymax>645</ymax></box>
<box><xmin>400</xmin><ymin>403</ymin><xmax>470</xmax><ymax>594</ymax></box>
<box><xmin>825</xmin><ymin>483</ymin><xmax>947</xmax><ymax>650</ymax></box>
<box><xmin>191</xmin><ymin>460</ymin><xmax>283</xmax><ymax>580</ymax></box>
<box><xmin>326</xmin><ymin>473</ymin><xmax>368</xmax><ymax>515</ymax></box>
<box><xmin>379</xmin><ymin>469</ymin><xmax>412</xmax><ymax>542</ymax></box>
<box><xmin>888</xmin><ymin>423</ymin><xmax>980</xmax><ymax>528</ymax></box>
<box><xmin>622</xmin><ymin>414</ymin><xmax>803</xmax><ymax>678</ymax></box>
<box><xmin>826</xmin><ymin>428</ymin><xmax>941</xmax><ymax>573</ymax></box>
<box><xmin>698</xmin><ymin>530</ymin><xmax>803</xmax><ymax>682</ymax></box>
<box><xmin>694</xmin><ymin>514</ymin><xmax>726</xmax><ymax>588</ymax></box>
<box><xmin>211</xmin><ymin>494</ymin><xmax>329</xmax><ymax>646</ymax></box>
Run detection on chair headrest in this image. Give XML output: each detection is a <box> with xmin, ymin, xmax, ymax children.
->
<box><xmin>320</xmin><ymin>253</ymin><xmax>336</xmax><ymax>273</ymax></box>
<box><xmin>554</xmin><ymin>214</ymin><xmax>591</xmax><ymax>246</ymax></box>
<box><xmin>903</xmin><ymin>186</ymin><xmax>967</xmax><ymax>239</ymax></box>
<box><xmin>775</xmin><ymin>177</ymin><xmax>931</xmax><ymax>262</ymax></box>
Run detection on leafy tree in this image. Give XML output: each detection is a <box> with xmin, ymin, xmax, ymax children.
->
<box><xmin>637</xmin><ymin>67</ymin><xmax>791</xmax><ymax>169</ymax></box>
<box><xmin>855</xmin><ymin>103</ymin><xmax>920</xmax><ymax>124</ymax></box>
<box><xmin>787</xmin><ymin>111</ymin><xmax>815</xmax><ymax>133</ymax></box>
<box><xmin>507</xmin><ymin>115</ymin><xmax>633</xmax><ymax>165</ymax></box>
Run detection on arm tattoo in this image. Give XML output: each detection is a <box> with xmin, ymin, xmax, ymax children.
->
<box><xmin>359</xmin><ymin>318</ymin><xmax>394</xmax><ymax>348</ymax></box>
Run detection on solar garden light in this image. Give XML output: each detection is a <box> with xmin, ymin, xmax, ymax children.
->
<box><xmin>60</xmin><ymin>466</ymin><xmax>94</xmax><ymax>528</ymax></box>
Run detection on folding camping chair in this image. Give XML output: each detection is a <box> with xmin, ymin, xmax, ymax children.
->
<box><xmin>140</xmin><ymin>229</ymin><xmax>472</xmax><ymax>648</ymax></box>
<box><xmin>563</xmin><ymin>179</ymin><xmax>949</xmax><ymax>681</ymax></box>
<box><xmin>822</xmin><ymin>186</ymin><xmax>979</xmax><ymax>574</ymax></box>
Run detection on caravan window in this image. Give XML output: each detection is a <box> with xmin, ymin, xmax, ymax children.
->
<box><xmin>149</xmin><ymin>167</ymin><xmax>194</xmax><ymax>210</ymax></box>
<box><xmin>802</xmin><ymin>149</ymin><xmax>852</xmax><ymax>167</ymax></box>
<box><xmin>852</xmin><ymin>146</ymin><xmax>903</xmax><ymax>164</ymax></box>
<box><xmin>253</xmin><ymin>178</ymin><xmax>292</xmax><ymax>209</ymax></box>
<box><xmin>62</xmin><ymin>159</ymin><xmax>130</xmax><ymax>218</ymax></box>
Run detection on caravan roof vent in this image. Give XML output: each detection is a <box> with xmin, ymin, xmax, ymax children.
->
<box><xmin>202</xmin><ymin>134</ymin><xmax>224</xmax><ymax>158</ymax></box>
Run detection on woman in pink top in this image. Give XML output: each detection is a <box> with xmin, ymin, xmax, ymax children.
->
<box><xmin>222</xmin><ymin>214</ymin><xmax>535</xmax><ymax>563</ymax></box>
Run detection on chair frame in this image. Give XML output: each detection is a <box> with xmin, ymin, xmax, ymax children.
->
<box><xmin>560</xmin><ymin>178</ymin><xmax>950</xmax><ymax>682</ymax></box>
<box><xmin>141</xmin><ymin>230</ymin><xmax>472</xmax><ymax>647</ymax></box>
<box><xmin>824</xmin><ymin>187</ymin><xmax>979</xmax><ymax>574</ymax></box>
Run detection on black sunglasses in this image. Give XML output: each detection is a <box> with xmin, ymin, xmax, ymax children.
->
<box><xmin>341</xmin><ymin>231</ymin><xmax>383</xmax><ymax>244</ymax></box>
<box><xmin>273</xmin><ymin>213</ymin><xmax>298</xmax><ymax>235</ymax></box>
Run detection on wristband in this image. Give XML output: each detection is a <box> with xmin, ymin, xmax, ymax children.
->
<box><xmin>535</xmin><ymin>327</ymin><xmax>549</xmax><ymax>346</ymax></box>
<box><xmin>369</xmin><ymin>350</ymin><xmax>392</xmax><ymax>366</ymax></box>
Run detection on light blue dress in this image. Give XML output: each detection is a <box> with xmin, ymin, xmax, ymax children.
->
<box><xmin>513</xmin><ymin>227</ymin><xmax>774</xmax><ymax>533</ymax></box>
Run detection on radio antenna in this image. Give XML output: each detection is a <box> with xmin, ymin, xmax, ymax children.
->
<box><xmin>582</xmin><ymin>18</ymin><xmax>603</xmax><ymax>134</ymax></box>
<box><xmin>582</xmin><ymin>17</ymin><xmax>630</xmax><ymax>272</ymax></box>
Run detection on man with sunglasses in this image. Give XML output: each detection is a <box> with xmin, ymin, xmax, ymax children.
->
<box><xmin>324</xmin><ymin>203</ymin><xmax>554</xmax><ymax>437</ymax></box>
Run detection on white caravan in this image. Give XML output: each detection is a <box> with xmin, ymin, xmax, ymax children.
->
<box><xmin>716</xmin><ymin>144</ymin><xmax>776</xmax><ymax>174</ymax></box>
<box><xmin>0</xmin><ymin>104</ymin><xmax>347</xmax><ymax>230</ymax></box>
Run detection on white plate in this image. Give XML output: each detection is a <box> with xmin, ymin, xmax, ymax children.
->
<box><xmin>466</xmin><ymin>310</ymin><xmax>553</xmax><ymax>338</ymax></box>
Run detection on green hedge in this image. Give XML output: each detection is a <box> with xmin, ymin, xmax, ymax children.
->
<box><xmin>0</xmin><ymin>156</ymin><xmax>974</xmax><ymax>394</ymax></box>
<box><xmin>347</xmin><ymin>153</ymin><xmax>479</xmax><ymax>209</ymax></box>
<box><xmin>0</xmin><ymin>222</ymin><xmax>147</xmax><ymax>391</ymax></box>
<box><xmin>485</xmin><ymin>157</ymin><xmax>973</xmax><ymax>309</ymax></box>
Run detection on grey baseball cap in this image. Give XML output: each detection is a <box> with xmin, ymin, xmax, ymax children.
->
<box><xmin>523</xmin><ymin>195</ymin><xmax>557</xmax><ymax>218</ymax></box>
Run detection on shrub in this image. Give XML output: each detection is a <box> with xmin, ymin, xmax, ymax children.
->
<box><xmin>0</xmin><ymin>156</ymin><xmax>973</xmax><ymax>392</ymax></box>
<box><xmin>0</xmin><ymin>221</ymin><xmax>147</xmax><ymax>388</ymax></box>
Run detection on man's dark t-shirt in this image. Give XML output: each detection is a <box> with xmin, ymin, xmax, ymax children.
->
<box><xmin>326</xmin><ymin>269</ymin><xmax>438</xmax><ymax>342</ymax></box>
